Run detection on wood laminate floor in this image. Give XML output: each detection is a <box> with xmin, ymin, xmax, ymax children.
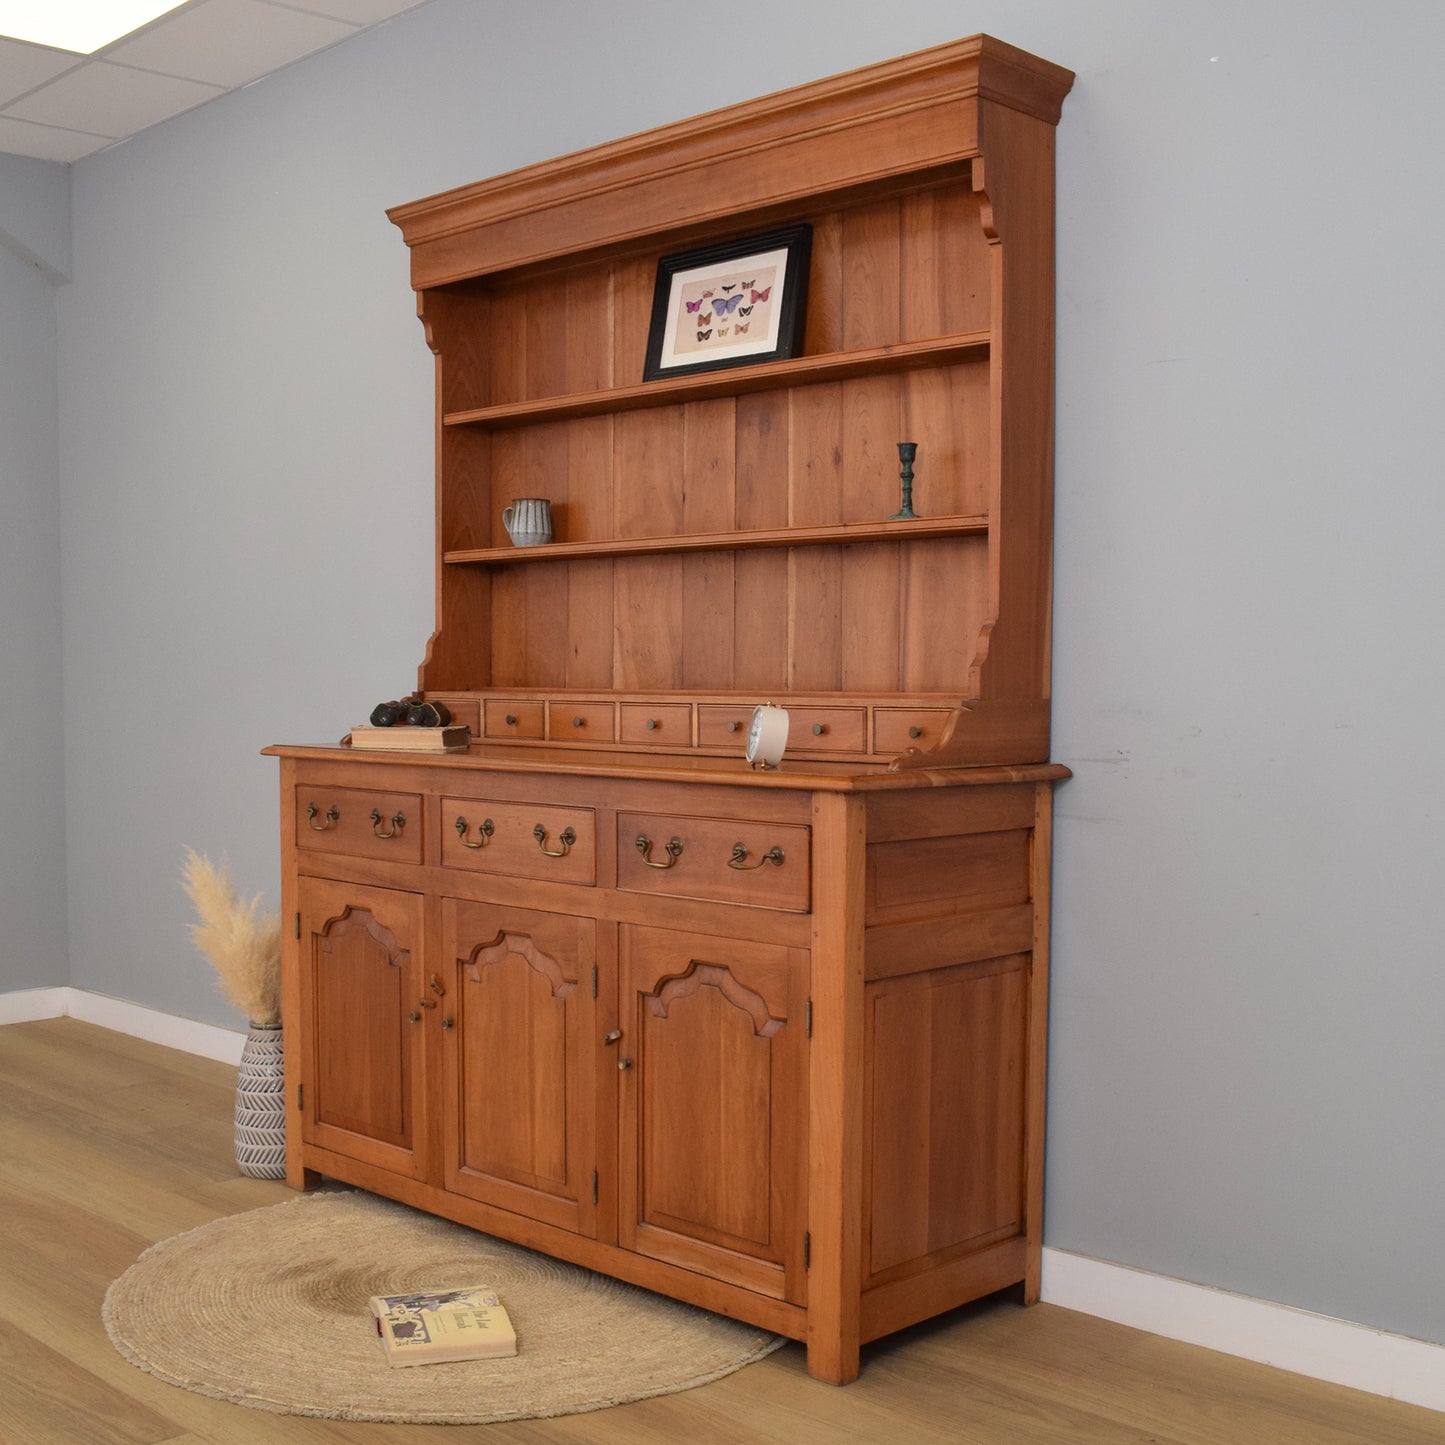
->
<box><xmin>0</xmin><ymin>1017</ymin><xmax>1440</xmax><ymax>1444</ymax></box>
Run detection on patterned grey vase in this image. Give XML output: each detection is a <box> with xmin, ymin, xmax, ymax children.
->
<box><xmin>234</xmin><ymin>1023</ymin><xmax>286</xmax><ymax>1178</ymax></box>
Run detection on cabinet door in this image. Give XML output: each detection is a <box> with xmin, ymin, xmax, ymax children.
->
<box><xmin>618</xmin><ymin>925</ymin><xmax>808</xmax><ymax>1303</ymax></box>
<box><xmin>442</xmin><ymin>899</ymin><xmax>598</xmax><ymax>1237</ymax></box>
<box><xmin>297</xmin><ymin>876</ymin><xmax>428</xmax><ymax>1180</ymax></box>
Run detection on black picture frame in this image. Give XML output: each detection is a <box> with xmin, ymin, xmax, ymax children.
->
<box><xmin>642</xmin><ymin>224</ymin><xmax>812</xmax><ymax>382</ymax></box>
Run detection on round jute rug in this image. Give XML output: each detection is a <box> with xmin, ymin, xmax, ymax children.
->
<box><xmin>102</xmin><ymin>1190</ymin><xmax>785</xmax><ymax>1424</ymax></box>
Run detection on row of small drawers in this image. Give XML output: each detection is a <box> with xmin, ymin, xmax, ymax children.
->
<box><xmin>296</xmin><ymin>786</ymin><xmax>809</xmax><ymax>912</ymax></box>
<box><xmin>468</xmin><ymin>699</ymin><xmax>950</xmax><ymax>754</ymax></box>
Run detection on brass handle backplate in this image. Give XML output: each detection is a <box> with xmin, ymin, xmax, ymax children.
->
<box><xmin>455</xmin><ymin>816</ymin><xmax>494</xmax><ymax>849</ymax></box>
<box><xmin>534</xmin><ymin>823</ymin><xmax>576</xmax><ymax>857</ymax></box>
<box><xmin>371</xmin><ymin>808</ymin><xmax>405</xmax><ymax>839</ymax></box>
<box><xmin>306</xmin><ymin>802</ymin><xmax>339</xmax><ymax>832</ymax></box>
<box><xmin>729</xmin><ymin>842</ymin><xmax>786</xmax><ymax>871</ymax></box>
<box><xmin>635</xmin><ymin>834</ymin><xmax>683</xmax><ymax>869</ymax></box>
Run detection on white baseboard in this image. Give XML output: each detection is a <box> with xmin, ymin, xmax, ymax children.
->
<box><xmin>0</xmin><ymin>986</ymin><xmax>245</xmax><ymax>1064</ymax></box>
<box><xmin>2</xmin><ymin>986</ymin><xmax>1440</xmax><ymax>1413</ymax></box>
<box><xmin>1042</xmin><ymin>1247</ymin><xmax>1445</xmax><ymax>1415</ymax></box>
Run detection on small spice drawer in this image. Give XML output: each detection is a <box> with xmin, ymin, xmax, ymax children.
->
<box><xmin>617</xmin><ymin>811</ymin><xmax>810</xmax><ymax>912</ymax></box>
<box><xmin>619</xmin><ymin>703</ymin><xmax>692</xmax><ymax>747</ymax></box>
<box><xmin>442</xmin><ymin>798</ymin><xmax>596</xmax><ymax>886</ymax></box>
<box><xmin>483</xmin><ymin>699</ymin><xmax>545</xmax><ymax>740</ymax></box>
<box><xmin>696</xmin><ymin>705</ymin><xmax>752</xmax><ymax>749</ymax></box>
<box><xmin>786</xmin><ymin>706</ymin><xmax>867</xmax><ymax>752</ymax></box>
<box><xmin>294</xmin><ymin>785</ymin><xmax>423</xmax><ymax>864</ymax></box>
<box><xmin>547</xmin><ymin>701</ymin><xmax>616</xmax><ymax>743</ymax></box>
<box><xmin>873</xmin><ymin>707</ymin><xmax>954</xmax><ymax>755</ymax></box>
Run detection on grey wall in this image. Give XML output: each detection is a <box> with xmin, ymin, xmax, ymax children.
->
<box><xmin>29</xmin><ymin>0</ymin><xmax>1445</xmax><ymax>1346</ymax></box>
<box><xmin>0</xmin><ymin>154</ymin><xmax>67</xmax><ymax>991</ymax></box>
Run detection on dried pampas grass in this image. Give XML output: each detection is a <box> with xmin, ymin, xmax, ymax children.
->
<box><xmin>182</xmin><ymin>849</ymin><xmax>281</xmax><ymax>1027</ymax></box>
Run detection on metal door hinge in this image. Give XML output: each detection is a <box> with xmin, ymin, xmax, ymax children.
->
<box><xmin>592</xmin><ymin>1169</ymin><xmax>599</xmax><ymax>1205</ymax></box>
<box><xmin>591</xmin><ymin>963</ymin><xmax>598</xmax><ymax>1000</ymax></box>
<box><xmin>296</xmin><ymin>1083</ymin><xmax>304</xmax><ymax>1111</ymax></box>
<box><xmin>805</xmin><ymin>999</ymin><xmax>813</xmax><ymax>1039</ymax></box>
<box><xmin>804</xmin><ymin>1231</ymin><xmax>811</xmax><ymax>1269</ymax></box>
<box><xmin>295</xmin><ymin>912</ymin><xmax>301</xmax><ymax>939</ymax></box>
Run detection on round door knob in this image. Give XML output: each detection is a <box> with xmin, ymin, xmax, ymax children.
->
<box><xmin>505</xmin><ymin>713</ymin><xmax>517</xmax><ymax>726</ymax></box>
<box><xmin>408</xmin><ymin>1010</ymin><xmax>421</xmax><ymax>1023</ymax></box>
<box><xmin>813</xmin><ymin>723</ymin><xmax>826</xmax><ymax>736</ymax></box>
<box><xmin>909</xmin><ymin>725</ymin><xmax>922</xmax><ymax>738</ymax></box>
<box><xmin>573</xmin><ymin>716</ymin><xmax>585</xmax><ymax>728</ymax></box>
<box><xmin>441</xmin><ymin>1017</ymin><xmax>454</xmax><ymax>1030</ymax></box>
<box><xmin>645</xmin><ymin>718</ymin><xmax>659</xmax><ymax>730</ymax></box>
<box><xmin>618</xmin><ymin>1056</ymin><xmax>633</xmax><ymax>1071</ymax></box>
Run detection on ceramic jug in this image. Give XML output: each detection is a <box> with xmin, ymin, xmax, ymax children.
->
<box><xmin>502</xmin><ymin>497</ymin><xmax>553</xmax><ymax>547</ymax></box>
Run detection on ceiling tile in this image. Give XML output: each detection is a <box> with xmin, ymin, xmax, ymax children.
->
<box><xmin>279</xmin><ymin>0</ymin><xmax>428</xmax><ymax>24</ymax></box>
<box><xmin>5</xmin><ymin>63</ymin><xmax>223</xmax><ymax>137</ymax></box>
<box><xmin>106</xmin><ymin>0</ymin><xmax>359</xmax><ymax>89</ymax></box>
<box><xmin>0</xmin><ymin>114</ymin><xmax>111</xmax><ymax>162</ymax></box>
<box><xmin>0</xmin><ymin>38</ymin><xmax>81</xmax><ymax>107</ymax></box>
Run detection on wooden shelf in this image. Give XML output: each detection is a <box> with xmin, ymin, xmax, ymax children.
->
<box><xmin>442</xmin><ymin>332</ymin><xmax>990</xmax><ymax>430</ymax></box>
<box><xmin>443</xmin><ymin>514</ymin><xmax>990</xmax><ymax>567</ymax></box>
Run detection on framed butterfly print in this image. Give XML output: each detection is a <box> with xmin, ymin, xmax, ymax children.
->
<box><xmin>643</xmin><ymin>223</ymin><xmax>812</xmax><ymax>382</ymax></box>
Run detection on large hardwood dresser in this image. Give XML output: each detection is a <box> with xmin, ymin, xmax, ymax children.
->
<box><xmin>266</xmin><ymin>34</ymin><xmax>1073</xmax><ymax>1383</ymax></box>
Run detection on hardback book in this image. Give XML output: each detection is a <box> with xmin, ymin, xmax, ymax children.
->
<box><xmin>369</xmin><ymin>1286</ymin><xmax>517</xmax><ymax>1366</ymax></box>
<box><xmin>348</xmin><ymin>724</ymin><xmax>470</xmax><ymax>752</ymax></box>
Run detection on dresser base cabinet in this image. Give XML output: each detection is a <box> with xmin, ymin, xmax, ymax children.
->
<box><xmin>271</xmin><ymin>749</ymin><xmax>1063</xmax><ymax>1383</ymax></box>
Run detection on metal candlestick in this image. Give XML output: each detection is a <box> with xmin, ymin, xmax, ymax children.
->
<box><xmin>890</xmin><ymin>441</ymin><xmax>919</xmax><ymax>520</ymax></box>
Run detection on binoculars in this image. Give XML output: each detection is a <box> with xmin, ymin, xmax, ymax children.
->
<box><xmin>369</xmin><ymin>694</ymin><xmax>452</xmax><ymax>728</ymax></box>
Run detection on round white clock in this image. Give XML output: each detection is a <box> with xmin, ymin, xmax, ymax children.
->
<box><xmin>745</xmin><ymin>704</ymin><xmax>789</xmax><ymax>769</ymax></box>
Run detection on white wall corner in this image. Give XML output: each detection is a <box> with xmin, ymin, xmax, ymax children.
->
<box><xmin>1042</xmin><ymin>1247</ymin><xmax>1445</xmax><ymax>1416</ymax></box>
<box><xmin>0</xmin><ymin>986</ymin><xmax>244</xmax><ymax>1064</ymax></box>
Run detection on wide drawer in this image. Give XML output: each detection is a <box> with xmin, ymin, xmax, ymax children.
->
<box><xmin>616</xmin><ymin>811</ymin><xmax>810</xmax><ymax>912</ymax></box>
<box><xmin>441</xmin><ymin>798</ymin><xmax>596</xmax><ymax>886</ymax></box>
<box><xmin>294</xmin><ymin>785</ymin><xmax>423</xmax><ymax>864</ymax></box>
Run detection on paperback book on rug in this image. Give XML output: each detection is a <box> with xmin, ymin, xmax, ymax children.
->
<box><xmin>369</xmin><ymin>1286</ymin><xmax>517</xmax><ymax>1366</ymax></box>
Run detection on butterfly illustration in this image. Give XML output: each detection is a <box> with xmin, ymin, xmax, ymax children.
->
<box><xmin>698</xmin><ymin>310</ymin><xmax>712</xmax><ymax>324</ymax></box>
<box><xmin>739</xmin><ymin>304</ymin><xmax>754</xmax><ymax>317</ymax></box>
<box><xmin>713</xmin><ymin>294</ymin><xmax>743</xmax><ymax>316</ymax></box>
<box><xmin>718</xmin><ymin>326</ymin><xmax>730</xmax><ymax>337</ymax></box>
<box><xmin>696</xmin><ymin>328</ymin><xmax>712</xmax><ymax>341</ymax></box>
<box><xmin>735</xmin><ymin>322</ymin><xmax>750</xmax><ymax>334</ymax></box>
<box><xmin>721</xmin><ymin>282</ymin><xmax>738</xmax><ymax>292</ymax></box>
<box><xmin>751</xmin><ymin>286</ymin><xmax>772</xmax><ymax>303</ymax></box>
<box><xmin>741</xmin><ymin>279</ymin><xmax>756</xmax><ymax>288</ymax></box>
<box><xmin>701</xmin><ymin>289</ymin><xmax>715</xmax><ymax>298</ymax></box>
<box><xmin>685</xmin><ymin>298</ymin><xmax>705</xmax><ymax>313</ymax></box>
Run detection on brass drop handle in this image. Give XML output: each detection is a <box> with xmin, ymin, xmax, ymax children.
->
<box><xmin>371</xmin><ymin>808</ymin><xmax>405</xmax><ymax>839</ymax></box>
<box><xmin>603</xmin><ymin>1029</ymin><xmax>622</xmax><ymax>1045</ymax></box>
<box><xmin>729</xmin><ymin>842</ymin><xmax>786</xmax><ymax>870</ymax></box>
<box><xmin>812</xmin><ymin>723</ymin><xmax>827</xmax><ymax>736</ymax></box>
<box><xmin>636</xmin><ymin>834</ymin><xmax>683</xmax><ymax>869</ymax></box>
<box><xmin>416</xmin><ymin>996</ymin><xmax>437</xmax><ymax>1010</ymax></box>
<box><xmin>534</xmin><ymin>823</ymin><xmax>576</xmax><ymax>857</ymax></box>
<box><xmin>455</xmin><ymin>816</ymin><xmax>494</xmax><ymax>849</ymax></box>
<box><xmin>429</xmin><ymin>973</ymin><xmax>446</xmax><ymax>998</ymax></box>
<box><xmin>909</xmin><ymin>726</ymin><xmax>923</xmax><ymax>738</ymax></box>
<box><xmin>306</xmin><ymin>802</ymin><xmax>339</xmax><ymax>831</ymax></box>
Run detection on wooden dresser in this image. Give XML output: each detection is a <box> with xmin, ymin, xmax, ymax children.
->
<box><xmin>266</xmin><ymin>34</ymin><xmax>1072</xmax><ymax>1384</ymax></box>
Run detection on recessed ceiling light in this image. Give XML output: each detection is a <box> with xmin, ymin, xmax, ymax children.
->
<box><xmin>0</xmin><ymin>2</ymin><xmax>189</xmax><ymax>54</ymax></box>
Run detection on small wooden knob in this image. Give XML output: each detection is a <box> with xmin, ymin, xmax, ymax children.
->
<box><xmin>909</xmin><ymin>726</ymin><xmax>922</xmax><ymax>738</ymax></box>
